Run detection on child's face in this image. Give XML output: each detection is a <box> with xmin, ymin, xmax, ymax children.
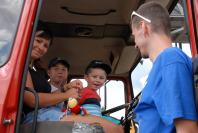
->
<box><xmin>48</xmin><ymin>63</ymin><xmax>68</xmax><ymax>84</ymax></box>
<box><xmin>85</xmin><ymin>68</ymin><xmax>107</xmax><ymax>90</ymax></box>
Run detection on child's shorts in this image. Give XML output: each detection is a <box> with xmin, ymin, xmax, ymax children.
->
<box><xmin>22</xmin><ymin>106</ymin><xmax>66</xmax><ymax>124</ymax></box>
<box><xmin>81</xmin><ymin>104</ymin><xmax>102</xmax><ymax>116</ymax></box>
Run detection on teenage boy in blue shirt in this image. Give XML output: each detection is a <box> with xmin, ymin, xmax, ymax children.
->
<box><xmin>130</xmin><ymin>2</ymin><xmax>197</xmax><ymax>133</ymax></box>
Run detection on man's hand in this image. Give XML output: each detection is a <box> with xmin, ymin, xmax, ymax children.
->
<box><xmin>174</xmin><ymin>118</ymin><xmax>198</xmax><ymax>133</ymax></box>
<box><xmin>64</xmin><ymin>80</ymin><xmax>83</xmax><ymax>91</ymax></box>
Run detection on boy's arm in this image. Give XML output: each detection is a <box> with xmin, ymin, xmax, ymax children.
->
<box><xmin>174</xmin><ymin>118</ymin><xmax>198</xmax><ymax>133</ymax></box>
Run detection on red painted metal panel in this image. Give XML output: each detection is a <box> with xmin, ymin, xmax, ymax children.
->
<box><xmin>186</xmin><ymin>0</ymin><xmax>197</xmax><ymax>57</ymax></box>
<box><xmin>0</xmin><ymin>0</ymin><xmax>38</xmax><ymax>132</ymax></box>
<box><xmin>194</xmin><ymin>0</ymin><xmax>198</xmax><ymax>37</ymax></box>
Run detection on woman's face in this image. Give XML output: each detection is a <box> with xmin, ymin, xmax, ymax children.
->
<box><xmin>31</xmin><ymin>31</ymin><xmax>51</xmax><ymax>60</ymax></box>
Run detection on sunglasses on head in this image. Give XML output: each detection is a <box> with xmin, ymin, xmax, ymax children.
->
<box><xmin>131</xmin><ymin>11</ymin><xmax>151</xmax><ymax>23</ymax></box>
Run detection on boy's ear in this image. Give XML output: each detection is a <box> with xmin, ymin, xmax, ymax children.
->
<box><xmin>47</xmin><ymin>70</ymin><xmax>51</xmax><ymax>77</ymax></box>
<box><xmin>141</xmin><ymin>21</ymin><xmax>150</xmax><ymax>37</ymax></box>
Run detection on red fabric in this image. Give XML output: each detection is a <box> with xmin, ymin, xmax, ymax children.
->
<box><xmin>79</xmin><ymin>87</ymin><xmax>101</xmax><ymax>105</ymax></box>
<box><xmin>61</xmin><ymin>108</ymin><xmax>66</xmax><ymax>112</ymax></box>
<box><xmin>70</xmin><ymin>105</ymin><xmax>81</xmax><ymax>114</ymax></box>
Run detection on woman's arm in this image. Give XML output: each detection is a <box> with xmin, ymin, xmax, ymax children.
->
<box><xmin>24</xmin><ymin>71</ymin><xmax>79</xmax><ymax>108</ymax></box>
<box><xmin>51</xmin><ymin>79</ymin><xmax>83</xmax><ymax>93</ymax></box>
<box><xmin>24</xmin><ymin>89</ymin><xmax>79</xmax><ymax>108</ymax></box>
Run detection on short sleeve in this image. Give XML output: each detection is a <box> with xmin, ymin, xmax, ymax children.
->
<box><xmin>153</xmin><ymin>62</ymin><xmax>197</xmax><ymax>125</ymax></box>
<box><xmin>29</xmin><ymin>69</ymin><xmax>51</xmax><ymax>93</ymax></box>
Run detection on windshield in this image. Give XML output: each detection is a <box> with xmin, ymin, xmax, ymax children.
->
<box><xmin>0</xmin><ymin>0</ymin><xmax>23</xmax><ymax>66</ymax></box>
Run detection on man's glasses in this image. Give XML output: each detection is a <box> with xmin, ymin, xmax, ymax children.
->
<box><xmin>131</xmin><ymin>11</ymin><xmax>151</xmax><ymax>23</ymax></box>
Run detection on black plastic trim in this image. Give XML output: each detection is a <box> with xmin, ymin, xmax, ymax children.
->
<box><xmin>61</xmin><ymin>6</ymin><xmax>116</xmax><ymax>16</ymax></box>
<box><xmin>15</xmin><ymin>0</ymin><xmax>43</xmax><ymax>132</ymax></box>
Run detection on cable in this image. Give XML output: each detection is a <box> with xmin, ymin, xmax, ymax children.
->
<box><xmin>25</xmin><ymin>87</ymin><xmax>39</xmax><ymax>133</ymax></box>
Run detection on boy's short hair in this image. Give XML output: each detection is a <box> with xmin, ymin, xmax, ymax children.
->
<box><xmin>85</xmin><ymin>60</ymin><xmax>112</xmax><ymax>75</ymax></box>
<box><xmin>36</xmin><ymin>21</ymin><xmax>53</xmax><ymax>42</ymax></box>
<box><xmin>131</xmin><ymin>2</ymin><xmax>171</xmax><ymax>37</ymax></box>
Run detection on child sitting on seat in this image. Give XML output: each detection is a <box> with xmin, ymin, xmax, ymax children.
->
<box><xmin>78</xmin><ymin>60</ymin><xmax>111</xmax><ymax>116</ymax></box>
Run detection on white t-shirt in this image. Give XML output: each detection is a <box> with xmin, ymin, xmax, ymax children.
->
<box><xmin>51</xmin><ymin>84</ymin><xmax>59</xmax><ymax>92</ymax></box>
<box><xmin>50</xmin><ymin>84</ymin><xmax>64</xmax><ymax>109</ymax></box>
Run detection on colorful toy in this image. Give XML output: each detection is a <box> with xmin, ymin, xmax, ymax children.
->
<box><xmin>67</xmin><ymin>98</ymin><xmax>89</xmax><ymax>115</ymax></box>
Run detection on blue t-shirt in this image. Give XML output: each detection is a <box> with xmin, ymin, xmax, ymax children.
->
<box><xmin>134</xmin><ymin>47</ymin><xmax>197</xmax><ymax>133</ymax></box>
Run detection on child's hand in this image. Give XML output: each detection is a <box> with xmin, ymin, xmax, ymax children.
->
<box><xmin>64</xmin><ymin>80</ymin><xmax>83</xmax><ymax>91</ymax></box>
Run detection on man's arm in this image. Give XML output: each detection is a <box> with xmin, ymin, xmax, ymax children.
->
<box><xmin>174</xmin><ymin>118</ymin><xmax>198</xmax><ymax>133</ymax></box>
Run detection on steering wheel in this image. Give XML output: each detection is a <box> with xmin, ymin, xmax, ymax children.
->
<box><xmin>102</xmin><ymin>92</ymin><xmax>141</xmax><ymax>116</ymax></box>
<box><xmin>102</xmin><ymin>103</ymin><xmax>130</xmax><ymax>115</ymax></box>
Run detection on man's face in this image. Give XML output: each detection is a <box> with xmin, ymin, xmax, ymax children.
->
<box><xmin>48</xmin><ymin>63</ymin><xmax>68</xmax><ymax>84</ymax></box>
<box><xmin>85</xmin><ymin>68</ymin><xmax>107</xmax><ymax>90</ymax></box>
<box><xmin>132</xmin><ymin>22</ymin><xmax>149</xmax><ymax>58</ymax></box>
